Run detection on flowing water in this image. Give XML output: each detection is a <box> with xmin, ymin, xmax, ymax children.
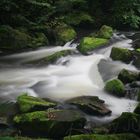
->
<box><xmin>0</xmin><ymin>33</ymin><xmax>138</xmax><ymax>122</ymax></box>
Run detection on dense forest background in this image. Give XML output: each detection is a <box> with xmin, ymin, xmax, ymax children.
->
<box><xmin>0</xmin><ymin>0</ymin><xmax>140</xmax><ymax>52</ymax></box>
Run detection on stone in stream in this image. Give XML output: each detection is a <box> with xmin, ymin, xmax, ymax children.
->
<box><xmin>25</xmin><ymin>50</ymin><xmax>73</xmax><ymax>66</ymax></box>
<box><xmin>65</xmin><ymin>96</ymin><xmax>111</xmax><ymax>116</ymax></box>
<box><xmin>132</xmin><ymin>39</ymin><xmax>140</xmax><ymax>49</ymax></box>
<box><xmin>108</xmin><ymin>112</ymin><xmax>140</xmax><ymax>136</ymax></box>
<box><xmin>94</xmin><ymin>25</ymin><xmax>113</xmax><ymax>39</ymax></box>
<box><xmin>64</xmin><ymin>133</ymin><xmax>140</xmax><ymax>140</ymax></box>
<box><xmin>77</xmin><ymin>37</ymin><xmax>109</xmax><ymax>54</ymax></box>
<box><xmin>118</xmin><ymin>69</ymin><xmax>140</xmax><ymax>84</ymax></box>
<box><xmin>105</xmin><ymin>79</ymin><xmax>125</xmax><ymax>97</ymax></box>
<box><xmin>110</xmin><ymin>47</ymin><xmax>133</xmax><ymax>64</ymax></box>
<box><xmin>132</xmin><ymin>50</ymin><xmax>140</xmax><ymax>69</ymax></box>
<box><xmin>13</xmin><ymin>109</ymin><xmax>86</xmax><ymax>138</ymax></box>
<box><xmin>17</xmin><ymin>94</ymin><xmax>57</xmax><ymax>113</ymax></box>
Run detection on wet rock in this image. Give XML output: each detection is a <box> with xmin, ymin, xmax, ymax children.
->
<box><xmin>64</xmin><ymin>133</ymin><xmax>140</xmax><ymax>140</ymax></box>
<box><xmin>134</xmin><ymin>103</ymin><xmax>140</xmax><ymax>115</ymax></box>
<box><xmin>133</xmin><ymin>50</ymin><xmax>140</xmax><ymax>69</ymax></box>
<box><xmin>94</xmin><ymin>25</ymin><xmax>113</xmax><ymax>39</ymax></box>
<box><xmin>118</xmin><ymin>69</ymin><xmax>140</xmax><ymax>84</ymax></box>
<box><xmin>13</xmin><ymin>109</ymin><xmax>86</xmax><ymax>138</ymax></box>
<box><xmin>55</xmin><ymin>24</ymin><xmax>77</xmax><ymax>46</ymax></box>
<box><xmin>129</xmin><ymin>32</ymin><xmax>140</xmax><ymax>40</ymax></box>
<box><xmin>110</xmin><ymin>47</ymin><xmax>133</xmax><ymax>64</ymax></box>
<box><xmin>65</xmin><ymin>96</ymin><xmax>111</xmax><ymax>116</ymax></box>
<box><xmin>17</xmin><ymin>94</ymin><xmax>57</xmax><ymax>113</ymax></box>
<box><xmin>109</xmin><ymin>112</ymin><xmax>140</xmax><ymax>136</ymax></box>
<box><xmin>25</xmin><ymin>50</ymin><xmax>73</xmax><ymax>66</ymax></box>
<box><xmin>105</xmin><ymin>79</ymin><xmax>125</xmax><ymax>97</ymax></box>
<box><xmin>132</xmin><ymin>39</ymin><xmax>140</xmax><ymax>49</ymax></box>
<box><xmin>77</xmin><ymin>37</ymin><xmax>108</xmax><ymax>54</ymax></box>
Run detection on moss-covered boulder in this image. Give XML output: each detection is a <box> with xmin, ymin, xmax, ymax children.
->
<box><xmin>0</xmin><ymin>137</ymin><xmax>15</xmax><ymax>140</ymax></box>
<box><xmin>110</xmin><ymin>47</ymin><xmax>133</xmax><ymax>64</ymax></box>
<box><xmin>95</xmin><ymin>25</ymin><xmax>113</xmax><ymax>39</ymax></box>
<box><xmin>109</xmin><ymin>112</ymin><xmax>140</xmax><ymax>135</ymax></box>
<box><xmin>55</xmin><ymin>24</ymin><xmax>77</xmax><ymax>45</ymax></box>
<box><xmin>134</xmin><ymin>103</ymin><xmax>140</xmax><ymax>115</ymax></box>
<box><xmin>0</xmin><ymin>26</ymin><xmax>48</xmax><ymax>52</ymax></box>
<box><xmin>65</xmin><ymin>96</ymin><xmax>111</xmax><ymax>116</ymax></box>
<box><xmin>118</xmin><ymin>69</ymin><xmax>140</xmax><ymax>84</ymax></box>
<box><xmin>13</xmin><ymin>110</ymin><xmax>86</xmax><ymax>138</ymax></box>
<box><xmin>0</xmin><ymin>25</ymin><xmax>31</xmax><ymax>52</ymax></box>
<box><xmin>77</xmin><ymin>37</ymin><xmax>108</xmax><ymax>54</ymax></box>
<box><xmin>64</xmin><ymin>133</ymin><xmax>140</xmax><ymax>140</ymax></box>
<box><xmin>17</xmin><ymin>94</ymin><xmax>56</xmax><ymax>113</ymax></box>
<box><xmin>26</xmin><ymin>50</ymin><xmax>73</xmax><ymax>66</ymax></box>
<box><xmin>105</xmin><ymin>79</ymin><xmax>125</xmax><ymax>97</ymax></box>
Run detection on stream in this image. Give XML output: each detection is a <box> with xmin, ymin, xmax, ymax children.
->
<box><xmin>0</xmin><ymin>33</ymin><xmax>138</xmax><ymax>123</ymax></box>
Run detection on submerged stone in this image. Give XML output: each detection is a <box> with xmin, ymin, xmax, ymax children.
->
<box><xmin>110</xmin><ymin>47</ymin><xmax>133</xmax><ymax>64</ymax></box>
<box><xmin>77</xmin><ymin>37</ymin><xmax>108</xmax><ymax>54</ymax></box>
<box><xmin>134</xmin><ymin>103</ymin><xmax>140</xmax><ymax>115</ymax></box>
<box><xmin>13</xmin><ymin>110</ymin><xmax>86</xmax><ymax>138</ymax></box>
<box><xmin>105</xmin><ymin>79</ymin><xmax>125</xmax><ymax>97</ymax></box>
<box><xmin>25</xmin><ymin>50</ymin><xmax>73</xmax><ymax>66</ymax></box>
<box><xmin>17</xmin><ymin>94</ymin><xmax>56</xmax><ymax>113</ymax></box>
<box><xmin>65</xmin><ymin>96</ymin><xmax>111</xmax><ymax>116</ymax></box>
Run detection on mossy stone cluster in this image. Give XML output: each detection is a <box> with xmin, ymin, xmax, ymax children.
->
<box><xmin>110</xmin><ymin>47</ymin><xmax>133</xmax><ymax>64</ymax></box>
<box><xmin>105</xmin><ymin>79</ymin><xmax>125</xmax><ymax>97</ymax></box>
<box><xmin>109</xmin><ymin>112</ymin><xmax>140</xmax><ymax>136</ymax></box>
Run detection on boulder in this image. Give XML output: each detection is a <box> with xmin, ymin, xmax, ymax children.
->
<box><xmin>95</xmin><ymin>25</ymin><xmax>113</xmax><ymax>39</ymax></box>
<box><xmin>118</xmin><ymin>69</ymin><xmax>140</xmax><ymax>84</ymax></box>
<box><xmin>17</xmin><ymin>94</ymin><xmax>57</xmax><ymax>113</ymax></box>
<box><xmin>109</xmin><ymin>112</ymin><xmax>140</xmax><ymax>136</ymax></box>
<box><xmin>133</xmin><ymin>50</ymin><xmax>140</xmax><ymax>69</ymax></box>
<box><xmin>77</xmin><ymin>37</ymin><xmax>108</xmax><ymax>54</ymax></box>
<box><xmin>13</xmin><ymin>110</ymin><xmax>86</xmax><ymax>138</ymax></box>
<box><xmin>65</xmin><ymin>96</ymin><xmax>111</xmax><ymax>116</ymax></box>
<box><xmin>132</xmin><ymin>39</ymin><xmax>140</xmax><ymax>49</ymax></box>
<box><xmin>64</xmin><ymin>133</ymin><xmax>140</xmax><ymax>140</ymax></box>
<box><xmin>0</xmin><ymin>25</ymin><xmax>48</xmax><ymax>52</ymax></box>
<box><xmin>55</xmin><ymin>24</ymin><xmax>77</xmax><ymax>45</ymax></box>
<box><xmin>110</xmin><ymin>47</ymin><xmax>133</xmax><ymax>64</ymax></box>
<box><xmin>25</xmin><ymin>50</ymin><xmax>73</xmax><ymax>66</ymax></box>
<box><xmin>134</xmin><ymin>103</ymin><xmax>140</xmax><ymax>115</ymax></box>
<box><xmin>105</xmin><ymin>79</ymin><xmax>125</xmax><ymax>97</ymax></box>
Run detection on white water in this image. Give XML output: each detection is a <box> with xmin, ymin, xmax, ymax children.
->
<box><xmin>0</xmin><ymin>33</ymin><xmax>138</xmax><ymax>121</ymax></box>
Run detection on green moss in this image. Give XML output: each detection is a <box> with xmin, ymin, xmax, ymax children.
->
<box><xmin>110</xmin><ymin>47</ymin><xmax>133</xmax><ymax>64</ymax></box>
<box><xmin>0</xmin><ymin>137</ymin><xmax>15</xmax><ymax>140</ymax></box>
<box><xmin>77</xmin><ymin>37</ymin><xmax>108</xmax><ymax>54</ymax></box>
<box><xmin>17</xmin><ymin>94</ymin><xmax>56</xmax><ymax>113</ymax></box>
<box><xmin>64</xmin><ymin>133</ymin><xmax>140</xmax><ymax>140</ymax></box>
<box><xmin>118</xmin><ymin>69</ymin><xmax>139</xmax><ymax>84</ymax></box>
<box><xmin>136</xmin><ymin>48</ymin><xmax>140</xmax><ymax>52</ymax></box>
<box><xmin>105</xmin><ymin>79</ymin><xmax>125</xmax><ymax>97</ymax></box>
<box><xmin>95</xmin><ymin>25</ymin><xmax>113</xmax><ymax>39</ymax></box>
<box><xmin>26</xmin><ymin>50</ymin><xmax>72</xmax><ymax>66</ymax></box>
<box><xmin>56</xmin><ymin>24</ymin><xmax>77</xmax><ymax>45</ymax></box>
<box><xmin>109</xmin><ymin>112</ymin><xmax>140</xmax><ymax>135</ymax></box>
